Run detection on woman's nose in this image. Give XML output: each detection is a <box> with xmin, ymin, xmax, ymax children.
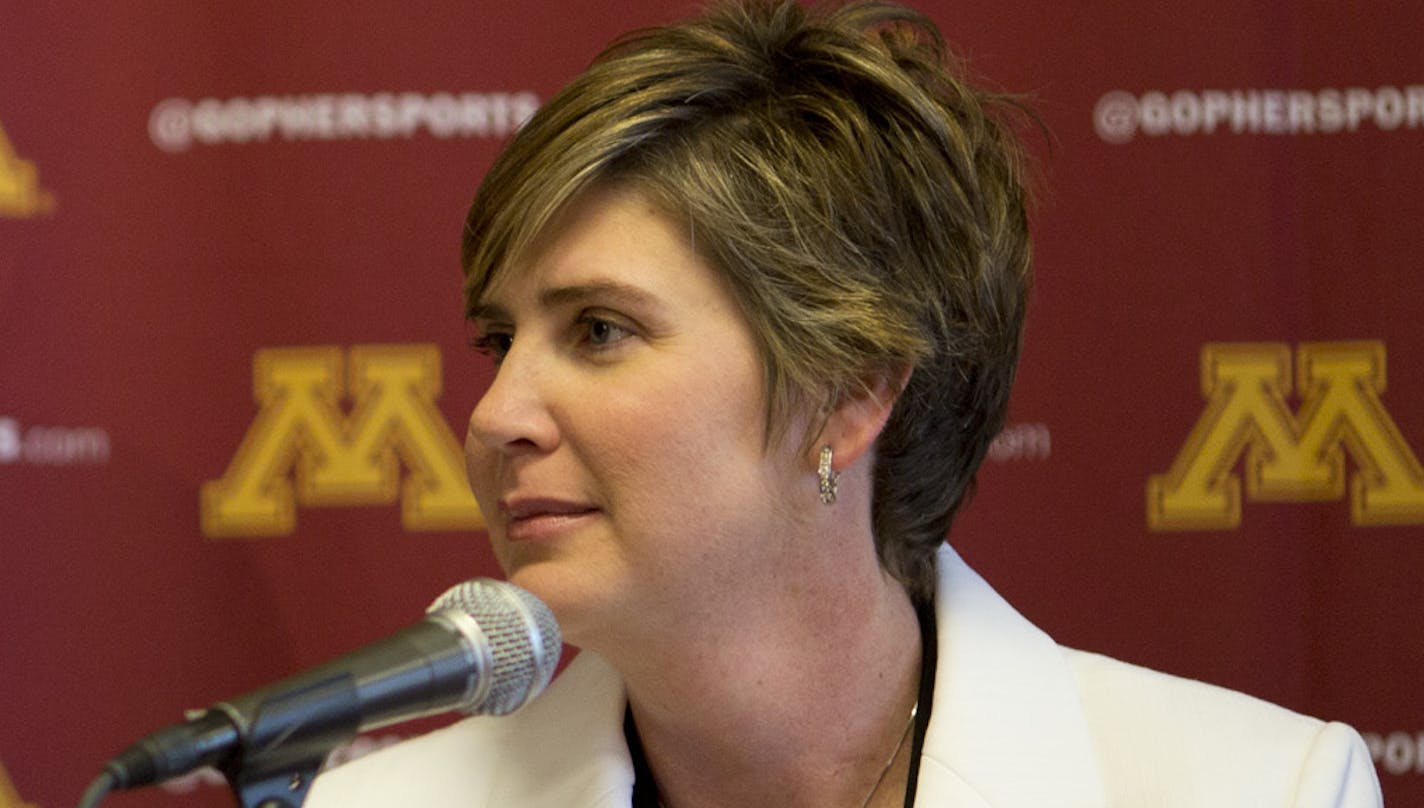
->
<box><xmin>466</xmin><ymin>345</ymin><xmax>560</xmax><ymax>456</ymax></box>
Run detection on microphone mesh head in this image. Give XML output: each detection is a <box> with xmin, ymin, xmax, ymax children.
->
<box><xmin>427</xmin><ymin>579</ymin><xmax>561</xmax><ymax>715</ymax></box>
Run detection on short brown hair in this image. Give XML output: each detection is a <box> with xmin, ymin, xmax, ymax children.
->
<box><xmin>462</xmin><ymin>1</ymin><xmax>1033</xmax><ymax>601</ymax></box>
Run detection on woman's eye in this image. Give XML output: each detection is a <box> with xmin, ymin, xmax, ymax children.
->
<box><xmin>471</xmin><ymin>331</ymin><xmax>513</xmax><ymax>361</ymax></box>
<box><xmin>582</xmin><ymin>316</ymin><xmax>631</xmax><ymax>348</ymax></box>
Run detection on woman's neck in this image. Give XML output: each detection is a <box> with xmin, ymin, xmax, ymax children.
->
<box><xmin>609</xmin><ymin>561</ymin><xmax>924</xmax><ymax>808</ymax></box>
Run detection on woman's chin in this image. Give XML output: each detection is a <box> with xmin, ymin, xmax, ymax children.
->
<box><xmin>504</xmin><ymin>564</ymin><xmax>610</xmax><ymax>649</ymax></box>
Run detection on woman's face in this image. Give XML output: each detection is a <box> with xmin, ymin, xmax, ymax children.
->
<box><xmin>465</xmin><ymin>185</ymin><xmax>808</xmax><ymax>650</ymax></box>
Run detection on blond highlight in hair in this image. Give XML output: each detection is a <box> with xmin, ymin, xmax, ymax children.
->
<box><xmin>462</xmin><ymin>1</ymin><xmax>1033</xmax><ymax>601</ymax></box>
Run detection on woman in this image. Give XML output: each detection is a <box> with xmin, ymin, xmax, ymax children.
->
<box><xmin>309</xmin><ymin>2</ymin><xmax>1382</xmax><ymax>806</ymax></box>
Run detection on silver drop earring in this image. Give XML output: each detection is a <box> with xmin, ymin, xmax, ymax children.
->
<box><xmin>817</xmin><ymin>444</ymin><xmax>840</xmax><ymax>505</ymax></box>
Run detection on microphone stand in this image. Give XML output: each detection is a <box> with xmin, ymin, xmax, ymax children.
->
<box><xmin>77</xmin><ymin>670</ymin><xmax>359</xmax><ymax>808</ymax></box>
<box><xmin>216</xmin><ymin>670</ymin><xmax>364</xmax><ymax>808</ymax></box>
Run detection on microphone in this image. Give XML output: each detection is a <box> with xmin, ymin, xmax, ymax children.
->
<box><xmin>97</xmin><ymin>578</ymin><xmax>561</xmax><ymax>792</ymax></box>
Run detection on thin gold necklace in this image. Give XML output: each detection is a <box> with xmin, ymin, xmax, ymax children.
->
<box><xmin>858</xmin><ymin>700</ymin><xmax>919</xmax><ymax>808</ymax></box>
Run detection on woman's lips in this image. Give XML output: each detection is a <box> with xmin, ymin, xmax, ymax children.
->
<box><xmin>500</xmin><ymin>498</ymin><xmax>599</xmax><ymax>542</ymax></box>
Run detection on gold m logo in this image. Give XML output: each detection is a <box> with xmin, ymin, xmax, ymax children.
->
<box><xmin>0</xmin><ymin>120</ymin><xmax>54</xmax><ymax>218</ymax></box>
<box><xmin>1148</xmin><ymin>341</ymin><xmax>1424</xmax><ymax>530</ymax></box>
<box><xmin>201</xmin><ymin>345</ymin><xmax>482</xmax><ymax>537</ymax></box>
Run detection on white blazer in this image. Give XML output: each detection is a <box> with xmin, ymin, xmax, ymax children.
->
<box><xmin>306</xmin><ymin>546</ymin><xmax>1382</xmax><ymax>807</ymax></box>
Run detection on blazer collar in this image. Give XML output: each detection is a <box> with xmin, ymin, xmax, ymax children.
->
<box><xmin>915</xmin><ymin>545</ymin><xmax>1106</xmax><ymax>807</ymax></box>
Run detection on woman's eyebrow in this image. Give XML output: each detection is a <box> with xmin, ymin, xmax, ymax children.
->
<box><xmin>539</xmin><ymin>281</ymin><xmax>658</xmax><ymax>311</ymax></box>
<box><xmin>466</xmin><ymin>300</ymin><xmax>510</xmax><ymax>323</ymax></box>
<box><xmin>469</xmin><ymin>281</ymin><xmax>660</xmax><ymax>323</ymax></box>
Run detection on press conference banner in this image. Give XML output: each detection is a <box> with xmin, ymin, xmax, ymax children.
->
<box><xmin>2</xmin><ymin>3</ymin><xmax>1421</xmax><ymax>806</ymax></box>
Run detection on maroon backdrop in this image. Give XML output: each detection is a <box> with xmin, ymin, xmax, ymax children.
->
<box><xmin>2</xmin><ymin>2</ymin><xmax>1421</xmax><ymax>806</ymax></box>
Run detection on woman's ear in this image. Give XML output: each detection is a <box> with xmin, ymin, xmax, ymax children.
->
<box><xmin>816</xmin><ymin>364</ymin><xmax>912</xmax><ymax>472</ymax></box>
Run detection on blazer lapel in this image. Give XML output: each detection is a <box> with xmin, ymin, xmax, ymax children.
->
<box><xmin>914</xmin><ymin>546</ymin><xmax>1106</xmax><ymax>808</ymax></box>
